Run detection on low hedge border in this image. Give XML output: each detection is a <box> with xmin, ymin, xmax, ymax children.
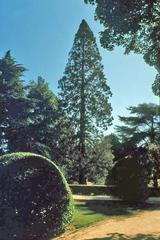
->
<box><xmin>69</xmin><ymin>184</ymin><xmax>160</xmax><ymax>197</ymax></box>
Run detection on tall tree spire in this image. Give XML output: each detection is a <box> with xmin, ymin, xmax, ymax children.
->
<box><xmin>58</xmin><ymin>19</ymin><xmax>112</xmax><ymax>183</ymax></box>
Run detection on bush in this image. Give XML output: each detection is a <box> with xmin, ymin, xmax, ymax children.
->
<box><xmin>69</xmin><ymin>184</ymin><xmax>113</xmax><ymax>195</ymax></box>
<box><xmin>108</xmin><ymin>158</ymin><xmax>149</xmax><ymax>203</ymax></box>
<box><xmin>0</xmin><ymin>152</ymin><xmax>73</xmax><ymax>240</ymax></box>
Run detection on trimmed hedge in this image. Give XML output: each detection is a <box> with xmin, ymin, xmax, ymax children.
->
<box><xmin>69</xmin><ymin>184</ymin><xmax>114</xmax><ymax>195</ymax></box>
<box><xmin>0</xmin><ymin>152</ymin><xmax>73</xmax><ymax>240</ymax></box>
<box><xmin>69</xmin><ymin>185</ymin><xmax>160</xmax><ymax>197</ymax></box>
<box><xmin>108</xmin><ymin>158</ymin><xmax>149</xmax><ymax>203</ymax></box>
<box><xmin>150</xmin><ymin>187</ymin><xmax>160</xmax><ymax>197</ymax></box>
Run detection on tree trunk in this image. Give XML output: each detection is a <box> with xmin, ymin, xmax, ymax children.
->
<box><xmin>78</xmin><ymin>36</ymin><xmax>86</xmax><ymax>184</ymax></box>
<box><xmin>153</xmin><ymin>173</ymin><xmax>158</xmax><ymax>188</ymax></box>
<box><xmin>78</xmin><ymin>168</ymin><xmax>87</xmax><ymax>184</ymax></box>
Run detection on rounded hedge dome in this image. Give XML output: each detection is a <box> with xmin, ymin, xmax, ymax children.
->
<box><xmin>0</xmin><ymin>152</ymin><xmax>73</xmax><ymax>240</ymax></box>
<box><xmin>108</xmin><ymin>158</ymin><xmax>149</xmax><ymax>203</ymax></box>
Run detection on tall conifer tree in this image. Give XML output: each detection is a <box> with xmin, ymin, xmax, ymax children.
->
<box><xmin>58</xmin><ymin>20</ymin><xmax>112</xmax><ymax>183</ymax></box>
<box><xmin>0</xmin><ymin>51</ymin><xmax>27</xmax><ymax>153</ymax></box>
<box><xmin>26</xmin><ymin>76</ymin><xmax>59</xmax><ymax>158</ymax></box>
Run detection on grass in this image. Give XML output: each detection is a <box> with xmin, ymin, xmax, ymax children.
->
<box><xmin>72</xmin><ymin>200</ymin><xmax>136</xmax><ymax>229</ymax></box>
<box><xmin>73</xmin><ymin>200</ymin><xmax>106</xmax><ymax>228</ymax></box>
<box><xmin>72</xmin><ymin>199</ymin><xmax>160</xmax><ymax>229</ymax></box>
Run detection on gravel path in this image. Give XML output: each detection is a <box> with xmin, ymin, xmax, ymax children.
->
<box><xmin>58</xmin><ymin>196</ymin><xmax>160</xmax><ymax>240</ymax></box>
<box><xmin>59</xmin><ymin>210</ymin><xmax>160</xmax><ymax>239</ymax></box>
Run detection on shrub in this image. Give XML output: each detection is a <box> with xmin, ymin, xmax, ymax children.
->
<box><xmin>0</xmin><ymin>152</ymin><xmax>73</xmax><ymax>240</ymax></box>
<box><xmin>108</xmin><ymin>158</ymin><xmax>149</xmax><ymax>203</ymax></box>
<box><xmin>69</xmin><ymin>184</ymin><xmax>113</xmax><ymax>195</ymax></box>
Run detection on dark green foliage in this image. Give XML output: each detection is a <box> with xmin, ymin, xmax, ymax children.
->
<box><xmin>0</xmin><ymin>51</ymin><xmax>25</xmax><ymax>97</ymax></box>
<box><xmin>26</xmin><ymin>76</ymin><xmax>59</xmax><ymax>158</ymax></box>
<box><xmin>70</xmin><ymin>184</ymin><xmax>160</xmax><ymax>197</ymax></box>
<box><xmin>108</xmin><ymin>158</ymin><xmax>149</xmax><ymax>203</ymax></box>
<box><xmin>0</xmin><ymin>152</ymin><xmax>73</xmax><ymax>240</ymax></box>
<box><xmin>26</xmin><ymin>76</ymin><xmax>73</xmax><ymax>168</ymax></box>
<box><xmin>0</xmin><ymin>51</ymin><xmax>75</xmax><ymax>175</ymax></box>
<box><xmin>115</xmin><ymin>103</ymin><xmax>160</xmax><ymax>187</ymax></box>
<box><xmin>0</xmin><ymin>51</ymin><xmax>28</xmax><ymax>154</ymax></box>
<box><xmin>148</xmin><ymin>143</ymin><xmax>160</xmax><ymax>188</ymax></box>
<box><xmin>88</xmin><ymin>136</ymin><xmax>114</xmax><ymax>184</ymax></box>
<box><xmin>85</xmin><ymin>1</ymin><xmax>160</xmax><ymax>73</ymax></box>
<box><xmin>116</xmin><ymin>103</ymin><xmax>160</xmax><ymax>145</ymax></box>
<box><xmin>0</xmin><ymin>51</ymin><xmax>70</xmax><ymax>166</ymax></box>
<box><xmin>58</xmin><ymin>19</ymin><xmax>112</xmax><ymax>183</ymax></box>
<box><xmin>152</xmin><ymin>74</ymin><xmax>160</xmax><ymax>97</ymax></box>
<box><xmin>107</xmin><ymin>134</ymin><xmax>123</xmax><ymax>162</ymax></box>
<box><xmin>69</xmin><ymin>184</ymin><xmax>113</xmax><ymax>196</ymax></box>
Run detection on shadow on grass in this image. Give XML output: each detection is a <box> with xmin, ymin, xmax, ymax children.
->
<box><xmin>83</xmin><ymin>200</ymin><xmax>160</xmax><ymax>217</ymax></box>
<box><xmin>74</xmin><ymin>200</ymin><xmax>160</xmax><ymax>229</ymax></box>
<box><xmin>87</xmin><ymin>233</ymin><xmax>160</xmax><ymax>240</ymax></box>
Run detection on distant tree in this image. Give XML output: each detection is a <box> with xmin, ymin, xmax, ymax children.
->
<box><xmin>85</xmin><ymin>0</ymin><xmax>160</xmax><ymax>85</ymax></box>
<box><xmin>116</xmin><ymin>103</ymin><xmax>160</xmax><ymax>144</ymax></box>
<box><xmin>51</xmin><ymin>101</ymin><xmax>76</xmax><ymax>169</ymax></box>
<box><xmin>152</xmin><ymin>74</ymin><xmax>160</xmax><ymax>173</ymax></box>
<box><xmin>107</xmin><ymin>133</ymin><xmax>144</xmax><ymax>163</ymax></box>
<box><xmin>0</xmin><ymin>51</ymin><xmax>28</xmax><ymax>154</ymax></box>
<box><xmin>58</xmin><ymin>19</ymin><xmax>112</xmax><ymax>183</ymax></box>
<box><xmin>26</xmin><ymin>76</ymin><xmax>74</xmax><ymax>168</ymax></box>
<box><xmin>116</xmin><ymin>103</ymin><xmax>160</xmax><ymax>187</ymax></box>
<box><xmin>148</xmin><ymin>143</ymin><xmax>160</xmax><ymax>188</ymax></box>
<box><xmin>64</xmin><ymin>135</ymin><xmax>114</xmax><ymax>184</ymax></box>
<box><xmin>108</xmin><ymin>133</ymin><xmax>123</xmax><ymax>162</ymax></box>
<box><xmin>89</xmin><ymin>135</ymin><xmax>114</xmax><ymax>184</ymax></box>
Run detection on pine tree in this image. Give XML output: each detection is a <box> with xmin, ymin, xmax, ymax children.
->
<box><xmin>0</xmin><ymin>51</ymin><xmax>27</xmax><ymax>154</ymax></box>
<box><xmin>26</xmin><ymin>76</ymin><xmax>59</xmax><ymax>158</ymax></box>
<box><xmin>116</xmin><ymin>103</ymin><xmax>160</xmax><ymax>145</ymax></box>
<box><xmin>116</xmin><ymin>103</ymin><xmax>160</xmax><ymax>187</ymax></box>
<box><xmin>58</xmin><ymin>19</ymin><xmax>112</xmax><ymax>183</ymax></box>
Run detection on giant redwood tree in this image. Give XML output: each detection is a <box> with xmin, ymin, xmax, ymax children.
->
<box><xmin>58</xmin><ymin>19</ymin><xmax>112</xmax><ymax>183</ymax></box>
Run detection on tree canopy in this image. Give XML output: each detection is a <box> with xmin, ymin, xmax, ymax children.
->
<box><xmin>58</xmin><ymin>19</ymin><xmax>112</xmax><ymax>183</ymax></box>
<box><xmin>115</xmin><ymin>102</ymin><xmax>160</xmax><ymax>187</ymax></box>
<box><xmin>85</xmin><ymin>0</ymin><xmax>160</xmax><ymax>82</ymax></box>
<box><xmin>116</xmin><ymin>103</ymin><xmax>160</xmax><ymax>145</ymax></box>
<box><xmin>0</xmin><ymin>51</ymin><xmax>28</xmax><ymax>154</ymax></box>
<box><xmin>26</xmin><ymin>76</ymin><xmax>59</xmax><ymax>158</ymax></box>
<box><xmin>152</xmin><ymin>73</ymin><xmax>160</xmax><ymax>97</ymax></box>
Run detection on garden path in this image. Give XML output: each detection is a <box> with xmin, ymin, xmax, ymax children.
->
<box><xmin>59</xmin><ymin>209</ymin><xmax>160</xmax><ymax>239</ymax></box>
<box><xmin>58</xmin><ymin>196</ymin><xmax>160</xmax><ymax>240</ymax></box>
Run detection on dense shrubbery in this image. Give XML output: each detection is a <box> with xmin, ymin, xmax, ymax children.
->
<box><xmin>0</xmin><ymin>152</ymin><xmax>73</xmax><ymax>240</ymax></box>
<box><xmin>69</xmin><ymin>184</ymin><xmax>113</xmax><ymax>195</ymax></box>
<box><xmin>108</xmin><ymin>158</ymin><xmax>149</xmax><ymax>203</ymax></box>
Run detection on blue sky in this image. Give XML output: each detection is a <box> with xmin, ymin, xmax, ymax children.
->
<box><xmin>0</xmin><ymin>0</ymin><xmax>157</xmax><ymax>132</ymax></box>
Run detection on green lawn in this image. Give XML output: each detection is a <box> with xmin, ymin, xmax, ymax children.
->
<box><xmin>73</xmin><ymin>200</ymin><xmax>106</xmax><ymax>228</ymax></box>
<box><xmin>72</xmin><ymin>199</ymin><xmax>160</xmax><ymax>229</ymax></box>
<box><xmin>72</xmin><ymin>200</ymin><xmax>135</xmax><ymax>229</ymax></box>
<box><xmin>71</xmin><ymin>200</ymin><xmax>160</xmax><ymax>240</ymax></box>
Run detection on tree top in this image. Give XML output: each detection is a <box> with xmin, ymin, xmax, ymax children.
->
<box><xmin>76</xmin><ymin>19</ymin><xmax>94</xmax><ymax>39</ymax></box>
